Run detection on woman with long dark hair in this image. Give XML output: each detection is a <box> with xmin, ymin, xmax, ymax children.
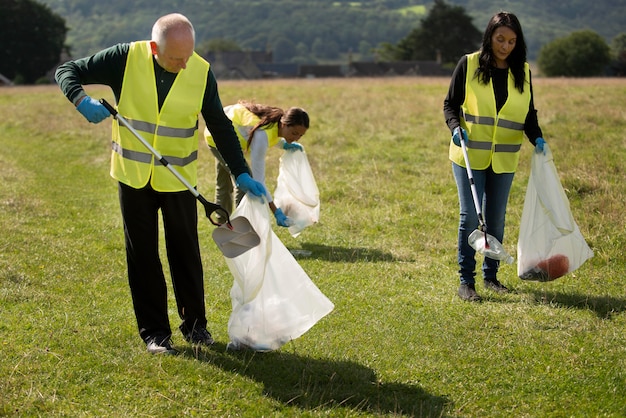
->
<box><xmin>443</xmin><ymin>11</ymin><xmax>547</xmax><ymax>301</ymax></box>
<box><xmin>206</xmin><ymin>101</ymin><xmax>309</xmax><ymax>226</ymax></box>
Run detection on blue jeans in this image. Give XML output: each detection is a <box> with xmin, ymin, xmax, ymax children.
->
<box><xmin>452</xmin><ymin>163</ymin><xmax>515</xmax><ymax>285</ymax></box>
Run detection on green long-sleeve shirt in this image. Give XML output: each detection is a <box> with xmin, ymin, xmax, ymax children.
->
<box><xmin>55</xmin><ymin>42</ymin><xmax>250</xmax><ymax>179</ymax></box>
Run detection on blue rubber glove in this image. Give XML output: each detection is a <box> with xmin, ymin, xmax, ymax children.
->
<box><xmin>273</xmin><ymin>208</ymin><xmax>292</xmax><ymax>227</ymax></box>
<box><xmin>236</xmin><ymin>173</ymin><xmax>267</xmax><ymax>198</ymax></box>
<box><xmin>535</xmin><ymin>137</ymin><xmax>546</xmax><ymax>154</ymax></box>
<box><xmin>281</xmin><ymin>139</ymin><xmax>303</xmax><ymax>152</ymax></box>
<box><xmin>76</xmin><ymin>96</ymin><xmax>111</xmax><ymax>123</ymax></box>
<box><xmin>452</xmin><ymin>127</ymin><xmax>468</xmax><ymax>147</ymax></box>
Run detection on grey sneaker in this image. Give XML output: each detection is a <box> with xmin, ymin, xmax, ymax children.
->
<box><xmin>182</xmin><ymin>327</ymin><xmax>215</xmax><ymax>346</ymax></box>
<box><xmin>145</xmin><ymin>336</ymin><xmax>178</xmax><ymax>355</ymax></box>
<box><xmin>458</xmin><ymin>283</ymin><xmax>482</xmax><ymax>302</ymax></box>
<box><xmin>484</xmin><ymin>278</ymin><xmax>509</xmax><ymax>293</ymax></box>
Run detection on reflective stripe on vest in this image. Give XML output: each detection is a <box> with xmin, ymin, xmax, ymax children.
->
<box><xmin>111</xmin><ymin>41</ymin><xmax>209</xmax><ymax>191</ymax></box>
<box><xmin>462</xmin><ymin>112</ymin><xmax>525</xmax><ymax>131</ymax></box>
<box><xmin>126</xmin><ymin>118</ymin><xmax>199</xmax><ymax>139</ymax></box>
<box><xmin>112</xmin><ymin>141</ymin><xmax>198</xmax><ymax>166</ymax></box>
<box><xmin>448</xmin><ymin>52</ymin><xmax>530</xmax><ymax>173</ymax></box>
<box><xmin>204</xmin><ymin>103</ymin><xmax>280</xmax><ymax>151</ymax></box>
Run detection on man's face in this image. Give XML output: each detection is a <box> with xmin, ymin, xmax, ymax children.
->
<box><xmin>151</xmin><ymin>34</ymin><xmax>194</xmax><ymax>73</ymax></box>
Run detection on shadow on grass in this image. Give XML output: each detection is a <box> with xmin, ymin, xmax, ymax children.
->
<box><xmin>186</xmin><ymin>344</ymin><xmax>449</xmax><ymax>416</ymax></box>
<box><xmin>289</xmin><ymin>242</ymin><xmax>406</xmax><ymax>263</ymax></box>
<box><xmin>530</xmin><ymin>290</ymin><xmax>626</xmax><ymax>319</ymax></box>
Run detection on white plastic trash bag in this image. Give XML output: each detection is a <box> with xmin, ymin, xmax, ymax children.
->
<box><xmin>274</xmin><ymin>147</ymin><xmax>320</xmax><ymax>237</ymax></box>
<box><xmin>224</xmin><ymin>195</ymin><xmax>334</xmax><ymax>351</ymax></box>
<box><xmin>517</xmin><ymin>144</ymin><xmax>593</xmax><ymax>281</ymax></box>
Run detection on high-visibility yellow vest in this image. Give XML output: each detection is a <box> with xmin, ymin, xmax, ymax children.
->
<box><xmin>205</xmin><ymin>103</ymin><xmax>280</xmax><ymax>151</ymax></box>
<box><xmin>449</xmin><ymin>52</ymin><xmax>530</xmax><ymax>173</ymax></box>
<box><xmin>111</xmin><ymin>41</ymin><xmax>209</xmax><ymax>191</ymax></box>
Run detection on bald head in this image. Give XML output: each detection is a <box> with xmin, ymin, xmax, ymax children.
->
<box><xmin>152</xmin><ymin>13</ymin><xmax>195</xmax><ymax>47</ymax></box>
<box><xmin>150</xmin><ymin>13</ymin><xmax>195</xmax><ymax>73</ymax></box>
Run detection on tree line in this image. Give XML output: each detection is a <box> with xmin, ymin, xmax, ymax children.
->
<box><xmin>1</xmin><ymin>0</ymin><xmax>625</xmax><ymax>84</ymax></box>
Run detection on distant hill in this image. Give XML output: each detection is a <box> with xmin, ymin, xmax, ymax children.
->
<box><xmin>38</xmin><ymin>0</ymin><xmax>624</xmax><ymax>62</ymax></box>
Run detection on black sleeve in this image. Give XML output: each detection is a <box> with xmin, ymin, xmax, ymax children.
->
<box><xmin>443</xmin><ymin>55</ymin><xmax>468</xmax><ymax>135</ymax></box>
<box><xmin>54</xmin><ymin>43</ymin><xmax>129</xmax><ymax>105</ymax></box>
<box><xmin>201</xmin><ymin>70</ymin><xmax>250</xmax><ymax>179</ymax></box>
<box><xmin>524</xmin><ymin>70</ymin><xmax>543</xmax><ymax>145</ymax></box>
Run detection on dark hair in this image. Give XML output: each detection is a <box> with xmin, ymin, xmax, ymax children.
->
<box><xmin>476</xmin><ymin>11</ymin><xmax>527</xmax><ymax>93</ymax></box>
<box><xmin>282</xmin><ymin>107</ymin><xmax>309</xmax><ymax>129</ymax></box>
<box><xmin>240</xmin><ymin>101</ymin><xmax>309</xmax><ymax>149</ymax></box>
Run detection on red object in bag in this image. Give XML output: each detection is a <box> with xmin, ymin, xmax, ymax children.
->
<box><xmin>520</xmin><ymin>254</ymin><xmax>570</xmax><ymax>282</ymax></box>
<box><xmin>537</xmin><ymin>254</ymin><xmax>570</xmax><ymax>280</ymax></box>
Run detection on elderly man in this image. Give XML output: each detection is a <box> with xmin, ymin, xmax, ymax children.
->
<box><xmin>55</xmin><ymin>13</ymin><xmax>265</xmax><ymax>354</ymax></box>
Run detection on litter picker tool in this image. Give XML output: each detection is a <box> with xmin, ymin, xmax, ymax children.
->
<box><xmin>457</xmin><ymin>127</ymin><xmax>513</xmax><ymax>263</ymax></box>
<box><xmin>100</xmin><ymin>99</ymin><xmax>260</xmax><ymax>258</ymax></box>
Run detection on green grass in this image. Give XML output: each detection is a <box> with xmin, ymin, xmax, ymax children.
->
<box><xmin>1</xmin><ymin>77</ymin><xmax>625</xmax><ymax>417</ymax></box>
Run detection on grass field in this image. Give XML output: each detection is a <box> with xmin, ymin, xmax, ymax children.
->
<box><xmin>1</xmin><ymin>77</ymin><xmax>625</xmax><ymax>417</ymax></box>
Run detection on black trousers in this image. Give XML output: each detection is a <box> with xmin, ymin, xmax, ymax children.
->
<box><xmin>118</xmin><ymin>182</ymin><xmax>206</xmax><ymax>341</ymax></box>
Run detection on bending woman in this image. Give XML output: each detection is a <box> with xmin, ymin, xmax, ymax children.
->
<box><xmin>205</xmin><ymin>101</ymin><xmax>309</xmax><ymax>226</ymax></box>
